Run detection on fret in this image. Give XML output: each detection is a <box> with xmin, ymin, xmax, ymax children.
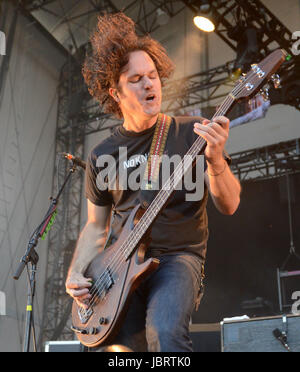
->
<box><xmin>213</xmin><ymin>95</ymin><xmax>236</xmax><ymax>119</ymax></box>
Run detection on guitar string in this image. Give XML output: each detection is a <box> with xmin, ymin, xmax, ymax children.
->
<box><xmin>79</xmin><ymin>69</ymin><xmax>259</xmax><ymax>317</ymax></box>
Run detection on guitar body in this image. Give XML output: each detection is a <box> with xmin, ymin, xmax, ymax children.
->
<box><xmin>71</xmin><ymin>204</ymin><xmax>159</xmax><ymax>348</ymax></box>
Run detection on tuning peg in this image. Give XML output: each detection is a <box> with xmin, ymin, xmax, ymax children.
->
<box><xmin>271</xmin><ymin>74</ymin><xmax>281</xmax><ymax>89</ymax></box>
<box><xmin>260</xmin><ymin>88</ymin><xmax>269</xmax><ymax>102</ymax></box>
<box><xmin>238</xmin><ymin>73</ymin><xmax>247</xmax><ymax>83</ymax></box>
<box><xmin>251</xmin><ymin>64</ymin><xmax>258</xmax><ymax>72</ymax></box>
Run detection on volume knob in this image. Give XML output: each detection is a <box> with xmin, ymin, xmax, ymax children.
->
<box><xmin>99</xmin><ymin>317</ymin><xmax>108</xmax><ymax>325</ymax></box>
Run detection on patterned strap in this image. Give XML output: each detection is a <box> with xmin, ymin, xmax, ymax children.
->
<box><xmin>143</xmin><ymin>113</ymin><xmax>172</xmax><ymax>190</ymax></box>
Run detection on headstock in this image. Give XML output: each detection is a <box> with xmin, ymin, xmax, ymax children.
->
<box><xmin>232</xmin><ymin>49</ymin><xmax>287</xmax><ymax>101</ymax></box>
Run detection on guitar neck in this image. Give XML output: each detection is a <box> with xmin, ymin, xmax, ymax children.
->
<box><xmin>122</xmin><ymin>95</ymin><xmax>236</xmax><ymax>259</ymax></box>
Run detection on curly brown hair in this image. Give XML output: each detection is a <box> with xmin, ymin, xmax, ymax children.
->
<box><xmin>82</xmin><ymin>12</ymin><xmax>175</xmax><ymax>119</ymax></box>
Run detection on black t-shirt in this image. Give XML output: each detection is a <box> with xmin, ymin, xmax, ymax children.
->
<box><xmin>85</xmin><ymin>115</ymin><xmax>210</xmax><ymax>260</ymax></box>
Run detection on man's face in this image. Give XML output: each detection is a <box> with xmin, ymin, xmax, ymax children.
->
<box><xmin>116</xmin><ymin>50</ymin><xmax>162</xmax><ymax>120</ymax></box>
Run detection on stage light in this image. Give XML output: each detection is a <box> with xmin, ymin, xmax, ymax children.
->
<box><xmin>193</xmin><ymin>15</ymin><xmax>215</xmax><ymax>32</ymax></box>
<box><xmin>193</xmin><ymin>0</ymin><xmax>215</xmax><ymax>32</ymax></box>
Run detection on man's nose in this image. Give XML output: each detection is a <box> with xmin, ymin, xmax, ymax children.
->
<box><xmin>143</xmin><ymin>76</ymin><xmax>153</xmax><ymax>89</ymax></box>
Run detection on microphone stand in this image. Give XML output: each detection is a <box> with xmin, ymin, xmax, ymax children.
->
<box><xmin>13</xmin><ymin>161</ymin><xmax>80</xmax><ymax>352</ymax></box>
<box><xmin>280</xmin><ymin>174</ymin><xmax>300</xmax><ymax>271</ymax></box>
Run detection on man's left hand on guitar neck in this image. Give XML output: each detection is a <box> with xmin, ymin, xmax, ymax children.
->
<box><xmin>193</xmin><ymin>116</ymin><xmax>229</xmax><ymax>167</ymax></box>
<box><xmin>194</xmin><ymin>116</ymin><xmax>241</xmax><ymax>216</ymax></box>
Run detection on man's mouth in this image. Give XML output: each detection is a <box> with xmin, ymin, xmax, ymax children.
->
<box><xmin>145</xmin><ymin>94</ymin><xmax>156</xmax><ymax>102</ymax></box>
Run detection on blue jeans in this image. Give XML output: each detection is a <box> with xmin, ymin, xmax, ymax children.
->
<box><xmin>112</xmin><ymin>253</ymin><xmax>204</xmax><ymax>352</ymax></box>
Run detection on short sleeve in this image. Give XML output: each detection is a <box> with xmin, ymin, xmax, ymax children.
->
<box><xmin>85</xmin><ymin>152</ymin><xmax>113</xmax><ymax>206</ymax></box>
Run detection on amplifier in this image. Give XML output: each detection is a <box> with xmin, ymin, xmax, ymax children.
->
<box><xmin>44</xmin><ymin>341</ymin><xmax>85</xmax><ymax>352</ymax></box>
<box><xmin>221</xmin><ymin>314</ymin><xmax>300</xmax><ymax>352</ymax></box>
<box><xmin>189</xmin><ymin>323</ymin><xmax>221</xmax><ymax>352</ymax></box>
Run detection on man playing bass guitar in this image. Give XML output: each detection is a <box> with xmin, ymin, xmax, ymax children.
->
<box><xmin>66</xmin><ymin>12</ymin><xmax>241</xmax><ymax>352</ymax></box>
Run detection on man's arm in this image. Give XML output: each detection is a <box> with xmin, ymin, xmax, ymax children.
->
<box><xmin>194</xmin><ymin>116</ymin><xmax>241</xmax><ymax>215</ymax></box>
<box><xmin>204</xmin><ymin>162</ymin><xmax>241</xmax><ymax>215</ymax></box>
<box><xmin>65</xmin><ymin>200</ymin><xmax>112</xmax><ymax>309</ymax></box>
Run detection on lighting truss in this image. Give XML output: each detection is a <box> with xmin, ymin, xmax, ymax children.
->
<box><xmin>38</xmin><ymin>59</ymin><xmax>87</xmax><ymax>347</ymax></box>
<box><xmin>162</xmin><ymin>60</ymin><xmax>237</xmax><ymax>113</ymax></box>
<box><xmin>23</xmin><ymin>0</ymin><xmax>59</xmax><ymax>12</ymax></box>
<box><xmin>21</xmin><ymin>0</ymin><xmax>186</xmax><ymax>38</ymax></box>
<box><xmin>182</xmin><ymin>0</ymin><xmax>294</xmax><ymax>56</ymax></box>
<box><xmin>230</xmin><ymin>139</ymin><xmax>300</xmax><ymax>182</ymax></box>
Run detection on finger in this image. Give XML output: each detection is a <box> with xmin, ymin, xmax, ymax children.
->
<box><xmin>77</xmin><ymin>293</ymin><xmax>92</xmax><ymax>302</ymax></box>
<box><xmin>199</xmin><ymin>118</ymin><xmax>229</xmax><ymax>135</ymax></box>
<box><xmin>193</xmin><ymin>125</ymin><xmax>220</xmax><ymax>145</ymax></box>
<box><xmin>66</xmin><ymin>280</ymin><xmax>92</xmax><ymax>290</ymax></box>
<box><xmin>68</xmin><ymin>287</ymin><xmax>90</xmax><ymax>298</ymax></box>
<box><xmin>213</xmin><ymin>116</ymin><xmax>230</xmax><ymax>129</ymax></box>
<box><xmin>194</xmin><ymin>123</ymin><xmax>223</xmax><ymax>142</ymax></box>
<box><xmin>194</xmin><ymin>121</ymin><xmax>228</xmax><ymax>142</ymax></box>
<box><xmin>208</xmin><ymin>122</ymin><xmax>229</xmax><ymax>138</ymax></box>
<box><xmin>76</xmin><ymin>298</ymin><xmax>90</xmax><ymax>310</ymax></box>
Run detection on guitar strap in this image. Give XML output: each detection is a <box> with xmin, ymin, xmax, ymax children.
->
<box><xmin>106</xmin><ymin>113</ymin><xmax>172</xmax><ymax>248</ymax></box>
<box><xmin>142</xmin><ymin>113</ymin><xmax>172</xmax><ymax>191</ymax></box>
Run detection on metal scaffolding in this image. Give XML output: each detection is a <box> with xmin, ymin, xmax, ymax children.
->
<box><xmin>183</xmin><ymin>0</ymin><xmax>294</xmax><ymax>56</ymax></box>
<box><xmin>230</xmin><ymin>139</ymin><xmax>300</xmax><ymax>182</ymax></box>
<box><xmin>38</xmin><ymin>52</ymin><xmax>87</xmax><ymax>345</ymax></box>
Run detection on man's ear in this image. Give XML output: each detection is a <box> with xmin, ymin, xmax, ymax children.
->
<box><xmin>109</xmin><ymin>88</ymin><xmax>119</xmax><ymax>103</ymax></box>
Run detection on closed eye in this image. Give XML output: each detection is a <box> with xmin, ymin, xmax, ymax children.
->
<box><xmin>129</xmin><ymin>70</ymin><xmax>158</xmax><ymax>83</ymax></box>
<box><xmin>129</xmin><ymin>76</ymin><xmax>142</xmax><ymax>83</ymax></box>
<box><xmin>149</xmin><ymin>72</ymin><xmax>158</xmax><ymax>79</ymax></box>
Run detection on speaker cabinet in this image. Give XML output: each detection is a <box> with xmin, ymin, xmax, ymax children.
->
<box><xmin>45</xmin><ymin>341</ymin><xmax>85</xmax><ymax>352</ymax></box>
<box><xmin>221</xmin><ymin>314</ymin><xmax>300</xmax><ymax>352</ymax></box>
<box><xmin>189</xmin><ymin>323</ymin><xmax>221</xmax><ymax>352</ymax></box>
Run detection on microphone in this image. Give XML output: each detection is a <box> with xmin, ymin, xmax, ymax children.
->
<box><xmin>61</xmin><ymin>152</ymin><xmax>86</xmax><ymax>170</ymax></box>
<box><xmin>273</xmin><ymin>328</ymin><xmax>291</xmax><ymax>352</ymax></box>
